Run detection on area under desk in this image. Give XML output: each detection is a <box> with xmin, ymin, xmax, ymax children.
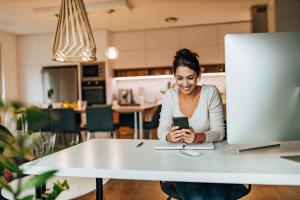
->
<box><xmin>21</xmin><ymin>139</ymin><xmax>300</xmax><ymax>200</ymax></box>
<box><xmin>112</xmin><ymin>103</ymin><xmax>158</xmax><ymax>139</ymax></box>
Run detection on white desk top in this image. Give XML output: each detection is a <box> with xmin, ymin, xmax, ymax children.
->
<box><xmin>21</xmin><ymin>139</ymin><xmax>300</xmax><ymax>186</ymax></box>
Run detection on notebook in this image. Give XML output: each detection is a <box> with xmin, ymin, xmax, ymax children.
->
<box><xmin>154</xmin><ymin>141</ymin><xmax>215</xmax><ymax>150</ymax></box>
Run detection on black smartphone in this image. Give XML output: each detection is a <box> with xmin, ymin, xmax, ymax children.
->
<box><xmin>172</xmin><ymin>117</ymin><xmax>189</xmax><ymax>129</ymax></box>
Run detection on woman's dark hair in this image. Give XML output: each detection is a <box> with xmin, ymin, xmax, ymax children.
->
<box><xmin>173</xmin><ymin>48</ymin><xmax>200</xmax><ymax>75</ymax></box>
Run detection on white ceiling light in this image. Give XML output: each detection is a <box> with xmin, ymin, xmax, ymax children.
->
<box><xmin>106</xmin><ymin>46</ymin><xmax>119</xmax><ymax>59</ymax></box>
<box><xmin>106</xmin><ymin>9</ymin><xmax>119</xmax><ymax>60</ymax></box>
<box><xmin>52</xmin><ymin>0</ymin><xmax>97</xmax><ymax>62</ymax></box>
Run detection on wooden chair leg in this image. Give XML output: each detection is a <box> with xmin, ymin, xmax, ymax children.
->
<box><xmin>116</xmin><ymin>129</ymin><xmax>120</xmax><ymax>138</ymax></box>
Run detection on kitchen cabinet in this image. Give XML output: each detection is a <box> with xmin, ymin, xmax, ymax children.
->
<box><xmin>111</xmin><ymin>50</ymin><xmax>146</xmax><ymax>69</ymax></box>
<box><xmin>111</xmin><ymin>21</ymin><xmax>251</xmax><ymax>72</ymax></box>
<box><xmin>113</xmin><ymin>64</ymin><xmax>224</xmax><ymax>77</ymax></box>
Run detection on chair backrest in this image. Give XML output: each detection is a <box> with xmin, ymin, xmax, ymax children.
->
<box><xmin>27</xmin><ymin>109</ymin><xmax>51</xmax><ymax>132</ymax></box>
<box><xmin>148</xmin><ymin>104</ymin><xmax>162</xmax><ymax>128</ymax></box>
<box><xmin>86</xmin><ymin>106</ymin><xmax>115</xmax><ymax>132</ymax></box>
<box><xmin>49</xmin><ymin>108</ymin><xmax>78</xmax><ymax>133</ymax></box>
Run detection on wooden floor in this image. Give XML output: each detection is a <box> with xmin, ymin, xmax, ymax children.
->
<box><xmin>76</xmin><ymin>129</ymin><xmax>300</xmax><ymax>200</ymax></box>
<box><xmin>76</xmin><ymin>179</ymin><xmax>300</xmax><ymax>200</ymax></box>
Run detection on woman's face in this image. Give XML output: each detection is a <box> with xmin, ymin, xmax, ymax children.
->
<box><xmin>175</xmin><ymin>66</ymin><xmax>199</xmax><ymax>95</ymax></box>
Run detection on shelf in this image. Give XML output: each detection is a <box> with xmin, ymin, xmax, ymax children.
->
<box><xmin>113</xmin><ymin>64</ymin><xmax>225</xmax><ymax>77</ymax></box>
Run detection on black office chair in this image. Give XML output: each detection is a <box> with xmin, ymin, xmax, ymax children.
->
<box><xmin>27</xmin><ymin>108</ymin><xmax>51</xmax><ymax>133</ymax></box>
<box><xmin>160</xmin><ymin>181</ymin><xmax>181</xmax><ymax>200</ymax></box>
<box><xmin>86</xmin><ymin>106</ymin><xmax>119</xmax><ymax>139</ymax></box>
<box><xmin>49</xmin><ymin>108</ymin><xmax>81</xmax><ymax>146</ymax></box>
<box><xmin>160</xmin><ymin>181</ymin><xmax>251</xmax><ymax>200</ymax></box>
<box><xmin>142</xmin><ymin>104</ymin><xmax>162</xmax><ymax>139</ymax></box>
<box><xmin>16</xmin><ymin>108</ymin><xmax>51</xmax><ymax>133</ymax></box>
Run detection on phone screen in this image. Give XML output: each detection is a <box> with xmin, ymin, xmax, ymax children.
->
<box><xmin>172</xmin><ymin>117</ymin><xmax>189</xmax><ymax>129</ymax></box>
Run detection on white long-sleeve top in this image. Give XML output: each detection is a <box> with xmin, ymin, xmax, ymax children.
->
<box><xmin>157</xmin><ymin>84</ymin><xmax>225</xmax><ymax>142</ymax></box>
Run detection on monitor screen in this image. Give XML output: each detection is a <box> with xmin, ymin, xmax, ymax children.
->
<box><xmin>225</xmin><ymin>32</ymin><xmax>300</xmax><ymax>144</ymax></box>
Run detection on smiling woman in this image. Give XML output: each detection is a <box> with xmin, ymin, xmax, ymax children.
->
<box><xmin>158</xmin><ymin>48</ymin><xmax>225</xmax><ymax>144</ymax></box>
<box><xmin>158</xmin><ymin>48</ymin><xmax>250</xmax><ymax>200</ymax></box>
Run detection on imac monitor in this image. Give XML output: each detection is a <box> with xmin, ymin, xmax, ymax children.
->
<box><xmin>225</xmin><ymin>32</ymin><xmax>300</xmax><ymax>144</ymax></box>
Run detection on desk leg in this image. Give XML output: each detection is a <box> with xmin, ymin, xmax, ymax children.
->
<box><xmin>139</xmin><ymin>111</ymin><xmax>143</xmax><ymax>139</ymax></box>
<box><xmin>134</xmin><ymin>112</ymin><xmax>138</xmax><ymax>139</ymax></box>
<box><xmin>96</xmin><ymin>178</ymin><xmax>103</xmax><ymax>200</ymax></box>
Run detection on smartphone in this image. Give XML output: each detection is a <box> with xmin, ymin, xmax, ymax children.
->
<box><xmin>172</xmin><ymin>117</ymin><xmax>189</xmax><ymax>130</ymax></box>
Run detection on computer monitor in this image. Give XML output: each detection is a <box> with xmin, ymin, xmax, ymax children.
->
<box><xmin>225</xmin><ymin>32</ymin><xmax>300</xmax><ymax>144</ymax></box>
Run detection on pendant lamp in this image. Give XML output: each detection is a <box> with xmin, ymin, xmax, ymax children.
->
<box><xmin>52</xmin><ymin>0</ymin><xmax>97</xmax><ymax>62</ymax></box>
<box><xmin>105</xmin><ymin>9</ymin><xmax>119</xmax><ymax>60</ymax></box>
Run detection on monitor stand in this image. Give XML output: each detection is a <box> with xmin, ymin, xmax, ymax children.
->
<box><xmin>280</xmin><ymin>155</ymin><xmax>300</xmax><ymax>163</ymax></box>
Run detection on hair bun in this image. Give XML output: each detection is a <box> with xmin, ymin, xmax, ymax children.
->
<box><xmin>175</xmin><ymin>48</ymin><xmax>199</xmax><ymax>59</ymax></box>
<box><xmin>173</xmin><ymin>48</ymin><xmax>200</xmax><ymax>75</ymax></box>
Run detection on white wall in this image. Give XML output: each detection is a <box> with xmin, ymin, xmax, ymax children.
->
<box><xmin>0</xmin><ymin>31</ymin><xmax>18</xmax><ymax>100</ymax></box>
<box><xmin>17</xmin><ymin>30</ymin><xmax>109</xmax><ymax>105</ymax></box>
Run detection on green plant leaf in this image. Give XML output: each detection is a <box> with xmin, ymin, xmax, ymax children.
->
<box><xmin>0</xmin><ymin>140</ymin><xmax>18</xmax><ymax>156</ymax></box>
<box><xmin>0</xmin><ymin>99</ymin><xmax>4</xmax><ymax>108</ymax></box>
<box><xmin>8</xmin><ymin>101</ymin><xmax>24</xmax><ymax>111</ymax></box>
<box><xmin>0</xmin><ymin>125</ymin><xmax>15</xmax><ymax>145</ymax></box>
<box><xmin>43</xmin><ymin>180</ymin><xmax>69</xmax><ymax>200</ymax></box>
<box><xmin>0</xmin><ymin>154</ymin><xmax>19</xmax><ymax>172</ymax></box>
<box><xmin>21</xmin><ymin>170</ymin><xmax>57</xmax><ymax>191</ymax></box>
<box><xmin>20</xmin><ymin>194</ymin><xmax>34</xmax><ymax>200</ymax></box>
<box><xmin>0</xmin><ymin>177</ymin><xmax>14</xmax><ymax>194</ymax></box>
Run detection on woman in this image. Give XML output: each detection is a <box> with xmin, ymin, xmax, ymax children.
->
<box><xmin>158</xmin><ymin>49</ymin><xmax>248</xmax><ymax>200</ymax></box>
<box><xmin>158</xmin><ymin>48</ymin><xmax>225</xmax><ymax>144</ymax></box>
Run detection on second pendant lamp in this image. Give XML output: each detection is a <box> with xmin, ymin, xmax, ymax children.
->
<box><xmin>105</xmin><ymin>9</ymin><xmax>119</xmax><ymax>60</ymax></box>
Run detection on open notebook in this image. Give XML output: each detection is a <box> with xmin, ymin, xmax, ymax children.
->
<box><xmin>154</xmin><ymin>141</ymin><xmax>215</xmax><ymax>150</ymax></box>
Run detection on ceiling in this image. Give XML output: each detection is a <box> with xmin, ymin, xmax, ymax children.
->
<box><xmin>0</xmin><ymin>0</ymin><xmax>270</xmax><ymax>35</ymax></box>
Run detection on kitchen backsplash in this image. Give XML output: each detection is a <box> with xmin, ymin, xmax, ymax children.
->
<box><xmin>112</xmin><ymin>73</ymin><xmax>226</xmax><ymax>104</ymax></box>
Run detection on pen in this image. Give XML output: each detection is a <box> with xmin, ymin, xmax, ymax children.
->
<box><xmin>136</xmin><ymin>141</ymin><xmax>144</xmax><ymax>148</ymax></box>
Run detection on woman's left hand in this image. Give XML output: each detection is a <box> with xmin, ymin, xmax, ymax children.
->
<box><xmin>182</xmin><ymin>128</ymin><xmax>196</xmax><ymax>144</ymax></box>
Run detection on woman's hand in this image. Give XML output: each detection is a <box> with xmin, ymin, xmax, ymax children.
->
<box><xmin>182</xmin><ymin>128</ymin><xmax>196</xmax><ymax>144</ymax></box>
<box><xmin>166</xmin><ymin>126</ymin><xmax>185</xmax><ymax>143</ymax></box>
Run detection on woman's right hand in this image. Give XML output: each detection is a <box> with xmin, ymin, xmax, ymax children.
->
<box><xmin>166</xmin><ymin>126</ymin><xmax>185</xmax><ymax>143</ymax></box>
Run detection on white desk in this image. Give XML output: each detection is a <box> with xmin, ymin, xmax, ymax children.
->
<box><xmin>112</xmin><ymin>103</ymin><xmax>158</xmax><ymax>139</ymax></box>
<box><xmin>21</xmin><ymin>139</ymin><xmax>300</xmax><ymax>200</ymax></box>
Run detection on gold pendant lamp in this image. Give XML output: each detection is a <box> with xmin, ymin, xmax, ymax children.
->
<box><xmin>52</xmin><ymin>0</ymin><xmax>97</xmax><ymax>62</ymax></box>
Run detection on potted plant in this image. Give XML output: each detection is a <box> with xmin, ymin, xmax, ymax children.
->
<box><xmin>0</xmin><ymin>100</ymin><xmax>69</xmax><ymax>200</ymax></box>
